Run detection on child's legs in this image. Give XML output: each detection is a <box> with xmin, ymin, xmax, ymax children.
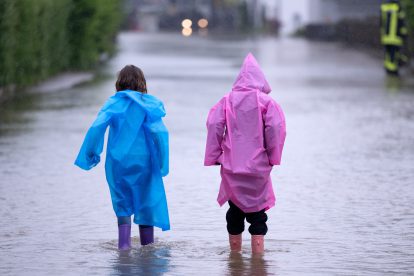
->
<box><xmin>245</xmin><ymin>210</ymin><xmax>268</xmax><ymax>235</ymax></box>
<box><xmin>226</xmin><ymin>201</ymin><xmax>246</xmax><ymax>235</ymax></box>
<box><xmin>117</xmin><ymin>216</ymin><xmax>131</xmax><ymax>225</ymax></box>
<box><xmin>139</xmin><ymin>225</ymin><xmax>152</xmax><ymax>229</ymax></box>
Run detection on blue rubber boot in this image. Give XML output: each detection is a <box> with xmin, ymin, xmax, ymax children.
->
<box><xmin>139</xmin><ymin>225</ymin><xmax>154</xmax><ymax>246</ymax></box>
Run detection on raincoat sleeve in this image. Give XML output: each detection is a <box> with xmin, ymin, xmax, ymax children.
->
<box><xmin>264</xmin><ymin>99</ymin><xmax>286</xmax><ymax>166</ymax></box>
<box><xmin>148</xmin><ymin>118</ymin><xmax>169</xmax><ymax>177</ymax></box>
<box><xmin>74</xmin><ymin>102</ymin><xmax>113</xmax><ymax>170</ymax></box>
<box><xmin>204</xmin><ymin>98</ymin><xmax>226</xmax><ymax>166</ymax></box>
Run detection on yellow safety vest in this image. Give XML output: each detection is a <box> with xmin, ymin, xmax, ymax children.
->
<box><xmin>381</xmin><ymin>3</ymin><xmax>403</xmax><ymax>46</ymax></box>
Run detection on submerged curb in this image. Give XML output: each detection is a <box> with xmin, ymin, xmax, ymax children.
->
<box><xmin>0</xmin><ymin>72</ymin><xmax>94</xmax><ymax>104</ymax></box>
<box><xmin>28</xmin><ymin>72</ymin><xmax>94</xmax><ymax>94</ymax></box>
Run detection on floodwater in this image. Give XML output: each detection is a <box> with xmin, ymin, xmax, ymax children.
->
<box><xmin>1</xmin><ymin>32</ymin><xmax>414</xmax><ymax>275</ymax></box>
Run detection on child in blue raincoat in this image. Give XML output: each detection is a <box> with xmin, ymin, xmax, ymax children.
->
<box><xmin>75</xmin><ymin>65</ymin><xmax>170</xmax><ymax>250</ymax></box>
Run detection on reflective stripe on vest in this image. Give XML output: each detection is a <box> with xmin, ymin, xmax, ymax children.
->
<box><xmin>384</xmin><ymin>51</ymin><xmax>398</xmax><ymax>72</ymax></box>
<box><xmin>381</xmin><ymin>3</ymin><xmax>403</xmax><ymax>46</ymax></box>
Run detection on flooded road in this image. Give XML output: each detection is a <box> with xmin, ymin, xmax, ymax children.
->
<box><xmin>1</xmin><ymin>32</ymin><xmax>414</xmax><ymax>275</ymax></box>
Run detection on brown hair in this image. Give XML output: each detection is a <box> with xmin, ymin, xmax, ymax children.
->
<box><xmin>115</xmin><ymin>65</ymin><xmax>147</xmax><ymax>93</ymax></box>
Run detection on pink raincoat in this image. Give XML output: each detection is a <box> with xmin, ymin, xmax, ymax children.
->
<box><xmin>204</xmin><ymin>53</ymin><xmax>286</xmax><ymax>213</ymax></box>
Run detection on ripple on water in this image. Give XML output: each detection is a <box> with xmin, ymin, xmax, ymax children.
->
<box><xmin>1</xmin><ymin>33</ymin><xmax>414</xmax><ymax>275</ymax></box>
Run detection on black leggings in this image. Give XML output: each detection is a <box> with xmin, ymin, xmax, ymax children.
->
<box><xmin>117</xmin><ymin>216</ymin><xmax>151</xmax><ymax>228</ymax></box>
<box><xmin>226</xmin><ymin>201</ymin><xmax>268</xmax><ymax>235</ymax></box>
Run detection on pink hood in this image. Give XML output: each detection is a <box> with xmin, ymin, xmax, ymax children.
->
<box><xmin>232</xmin><ymin>53</ymin><xmax>272</xmax><ymax>94</ymax></box>
<box><xmin>204</xmin><ymin>53</ymin><xmax>286</xmax><ymax>213</ymax></box>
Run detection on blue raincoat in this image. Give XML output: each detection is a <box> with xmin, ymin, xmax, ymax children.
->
<box><xmin>75</xmin><ymin>90</ymin><xmax>170</xmax><ymax>231</ymax></box>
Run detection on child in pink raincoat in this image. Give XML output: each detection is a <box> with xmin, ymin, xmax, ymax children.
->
<box><xmin>204</xmin><ymin>53</ymin><xmax>286</xmax><ymax>254</ymax></box>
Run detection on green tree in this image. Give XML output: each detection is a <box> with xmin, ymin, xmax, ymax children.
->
<box><xmin>0</xmin><ymin>0</ymin><xmax>121</xmax><ymax>88</ymax></box>
<box><xmin>0</xmin><ymin>0</ymin><xmax>19</xmax><ymax>86</ymax></box>
<box><xmin>68</xmin><ymin>0</ymin><xmax>121</xmax><ymax>69</ymax></box>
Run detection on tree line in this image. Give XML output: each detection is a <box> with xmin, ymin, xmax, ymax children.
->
<box><xmin>0</xmin><ymin>0</ymin><xmax>121</xmax><ymax>89</ymax></box>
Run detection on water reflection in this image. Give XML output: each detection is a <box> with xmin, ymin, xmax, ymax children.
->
<box><xmin>1</xmin><ymin>32</ymin><xmax>414</xmax><ymax>275</ymax></box>
<box><xmin>385</xmin><ymin>75</ymin><xmax>402</xmax><ymax>93</ymax></box>
<box><xmin>0</xmin><ymin>92</ymin><xmax>38</xmax><ymax>136</ymax></box>
<box><xmin>111</xmin><ymin>244</ymin><xmax>171</xmax><ymax>276</ymax></box>
<box><xmin>226</xmin><ymin>252</ymin><xmax>270</xmax><ymax>276</ymax></box>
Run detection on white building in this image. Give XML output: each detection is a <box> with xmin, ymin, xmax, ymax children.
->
<box><xmin>263</xmin><ymin>0</ymin><xmax>382</xmax><ymax>35</ymax></box>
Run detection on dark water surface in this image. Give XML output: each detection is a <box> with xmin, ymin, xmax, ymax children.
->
<box><xmin>1</xmin><ymin>33</ymin><xmax>414</xmax><ymax>275</ymax></box>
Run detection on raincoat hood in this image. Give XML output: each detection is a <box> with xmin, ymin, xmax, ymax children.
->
<box><xmin>232</xmin><ymin>53</ymin><xmax>271</xmax><ymax>94</ymax></box>
<box><xmin>116</xmin><ymin>90</ymin><xmax>166</xmax><ymax>121</ymax></box>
